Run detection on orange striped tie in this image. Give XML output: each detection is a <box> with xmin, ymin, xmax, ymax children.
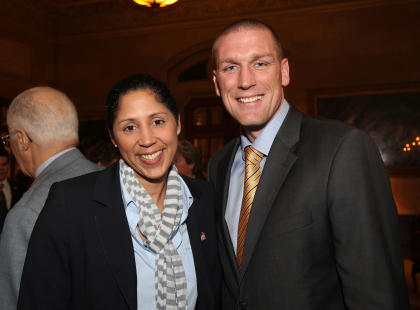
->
<box><xmin>237</xmin><ymin>145</ymin><xmax>263</xmax><ymax>270</ymax></box>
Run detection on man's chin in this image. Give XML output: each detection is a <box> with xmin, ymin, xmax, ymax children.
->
<box><xmin>242</xmin><ymin>123</ymin><xmax>266</xmax><ymax>133</ymax></box>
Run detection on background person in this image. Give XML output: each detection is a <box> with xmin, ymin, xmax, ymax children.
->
<box><xmin>173</xmin><ymin>139</ymin><xmax>204</xmax><ymax>179</ymax></box>
<box><xmin>85</xmin><ymin>139</ymin><xmax>120</xmax><ymax>167</ymax></box>
<box><xmin>17</xmin><ymin>74</ymin><xmax>221</xmax><ymax>310</ymax></box>
<box><xmin>0</xmin><ymin>147</ymin><xmax>25</xmax><ymax>233</ymax></box>
<box><xmin>208</xmin><ymin>19</ymin><xmax>409</xmax><ymax>309</ymax></box>
<box><xmin>0</xmin><ymin>87</ymin><xmax>100</xmax><ymax>310</ymax></box>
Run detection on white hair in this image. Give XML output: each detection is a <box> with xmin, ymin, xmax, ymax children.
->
<box><xmin>7</xmin><ymin>87</ymin><xmax>79</xmax><ymax>147</ymax></box>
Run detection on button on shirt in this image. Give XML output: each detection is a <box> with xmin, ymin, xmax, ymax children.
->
<box><xmin>225</xmin><ymin>100</ymin><xmax>290</xmax><ymax>253</ymax></box>
<box><xmin>120</xmin><ymin>173</ymin><xmax>198</xmax><ymax>310</ymax></box>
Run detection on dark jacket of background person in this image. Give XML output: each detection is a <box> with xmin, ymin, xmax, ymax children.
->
<box><xmin>17</xmin><ymin>163</ymin><xmax>221</xmax><ymax>310</ymax></box>
<box><xmin>208</xmin><ymin>106</ymin><xmax>409</xmax><ymax>310</ymax></box>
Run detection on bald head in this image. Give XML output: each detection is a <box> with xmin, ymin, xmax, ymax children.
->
<box><xmin>212</xmin><ymin>19</ymin><xmax>284</xmax><ymax>69</ymax></box>
<box><xmin>7</xmin><ymin>87</ymin><xmax>79</xmax><ymax>147</ymax></box>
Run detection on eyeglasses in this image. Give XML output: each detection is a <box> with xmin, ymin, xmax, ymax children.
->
<box><xmin>0</xmin><ymin>135</ymin><xmax>9</xmax><ymax>147</ymax></box>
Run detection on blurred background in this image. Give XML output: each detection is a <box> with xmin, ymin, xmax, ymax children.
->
<box><xmin>0</xmin><ymin>0</ymin><xmax>419</xmax><ymax>306</ymax></box>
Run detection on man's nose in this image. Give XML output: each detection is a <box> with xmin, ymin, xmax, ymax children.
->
<box><xmin>238</xmin><ymin>66</ymin><xmax>256</xmax><ymax>90</ymax></box>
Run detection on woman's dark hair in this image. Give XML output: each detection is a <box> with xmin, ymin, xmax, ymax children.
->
<box><xmin>106</xmin><ymin>74</ymin><xmax>179</xmax><ymax>137</ymax></box>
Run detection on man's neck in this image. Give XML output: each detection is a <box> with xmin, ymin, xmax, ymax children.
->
<box><xmin>32</xmin><ymin>142</ymin><xmax>76</xmax><ymax>176</ymax></box>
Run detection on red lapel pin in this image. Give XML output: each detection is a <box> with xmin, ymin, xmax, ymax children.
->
<box><xmin>200</xmin><ymin>232</ymin><xmax>206</xmax><ymax>241</ymax></box>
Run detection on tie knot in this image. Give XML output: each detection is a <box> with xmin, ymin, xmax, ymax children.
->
<box><xmin>245</xmin><ymin>146</ymin><xmax>263</xmax><ymax>164</ymax></box>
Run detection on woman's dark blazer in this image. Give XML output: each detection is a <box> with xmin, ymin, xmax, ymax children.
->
<box><xmin>17</xmin><ymin>163</ymin><xmax>221</xmax><ymax>310</ymax></box>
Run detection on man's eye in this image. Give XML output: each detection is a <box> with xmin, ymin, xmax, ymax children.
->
<box><xmin>255</xmin><ymin>62</ymin><xmax>267</xmax><ymax>68</ymax></box>
<box><xmin>223</xmin><ymin>65</ymin><xmax>236</xmax><ymax>72</ymax></box>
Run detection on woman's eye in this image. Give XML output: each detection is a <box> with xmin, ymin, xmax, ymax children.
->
<box><xmin>123</xmin><ymin>125</ymin><xmax>136</xmax><ymax>132</ymax></box>
<box><xmin>153</xmin><ymin>119</ymin><xmax>165</xmax><ymax>126</ymax></box>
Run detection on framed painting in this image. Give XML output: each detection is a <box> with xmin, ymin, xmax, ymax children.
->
<box><xmin>308</xmin><ymin>83</ymin><xmax>420</xmax><ymax>176</ymax></box>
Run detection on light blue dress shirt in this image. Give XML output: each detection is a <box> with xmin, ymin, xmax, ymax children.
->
<box><xmin>225</xmin><ymin>100</ymin><xmax>290</xmax><ymax>253</ymax></box>
<box><xmin>120</xmin><ymin>172</ymin><xmax>198</xmax><ymax>310</ymax></box>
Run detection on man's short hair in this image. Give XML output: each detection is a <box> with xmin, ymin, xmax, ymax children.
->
<box><xmin>7</xmin><ymin>87</ymin><xmax>79</xmax><ymax>147</ymax></box>
<box><xmin>212</xmin><ymin>19</ymin><xmax>284</xmax><ymax>68</ymax></box>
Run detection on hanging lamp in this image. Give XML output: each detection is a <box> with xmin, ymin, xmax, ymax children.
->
<box><xmin>132</xmin><ymin>0</ymin><xmax>179</xmax><ymax>7</ymax></box>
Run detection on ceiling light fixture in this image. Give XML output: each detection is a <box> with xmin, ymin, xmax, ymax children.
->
<box><xmin>132</xmin><ymin>0</ymin><xmax>179</xmax><ymax>7</ymax></box>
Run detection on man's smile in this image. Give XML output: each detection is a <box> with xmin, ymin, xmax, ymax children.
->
<box><xmin>237</xmin><ymin>95</ymin><xmax>263</xmax><ymax>103</ymax></box>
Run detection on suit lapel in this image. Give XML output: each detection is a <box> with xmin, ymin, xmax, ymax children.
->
<box><xmin>92</xmin><ymin>163</ymin><xmax>137</xmax><ymax>310</ymax></box>
<box><xmin>240</xmin><ymin>107</ymin><xmax>303</xmax><ymax>276</ymax></box>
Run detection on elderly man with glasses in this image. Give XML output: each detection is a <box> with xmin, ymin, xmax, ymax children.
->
<box><xmin>0</xmin><ymin>87</ymin><xmax>101</xmax><ymax>310</ymax></box>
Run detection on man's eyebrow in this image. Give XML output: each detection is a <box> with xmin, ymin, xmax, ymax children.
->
<box><xmin>218</xmin><ymin>53</ymin><xmax>275</xmax><ymax>65</ymax></box>
<box><xmin>250</xmin><ymin>53</ymin><xmax>275</xmax><ymax>61</ymax></box>
<box><xmin>218</xmin><ymin>58</ymin><xmax>238</xmax><ymax>65</ymax></box>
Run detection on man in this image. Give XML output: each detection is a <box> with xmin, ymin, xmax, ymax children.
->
<box><xmin>208</xmin><ymin>19</ymin><xmax>409</xmax><ymax>309</ymax></box>
<box><xmin>0</xmin><ymin>87</ymin><xmax>101</xmax><ymax>310</ymax></box>
<box><xmin>0</xmin><ymin>148</ymin><xmax>25</xmax><ymax>232</ymax></box>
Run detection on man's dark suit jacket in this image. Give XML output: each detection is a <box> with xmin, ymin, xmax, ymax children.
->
<box><xmin>17</xmin><ymin>163</ymin><xmax>221</xmax><ymax>310</ymax></box>
<box><xmin>208</xmin><ymin>106</ymin><xmax>409</xmax><ymax>310</ymax></box>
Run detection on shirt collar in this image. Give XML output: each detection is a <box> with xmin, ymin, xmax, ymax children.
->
<box><xmin>240</xmin><ymin>99</ymin><xmax>290</xmax><ymax>157</ymax></box>
<box><xmin>35</xmin><ymin>147</ymin><xmax>76</xmax><ymax>178</ymax></box>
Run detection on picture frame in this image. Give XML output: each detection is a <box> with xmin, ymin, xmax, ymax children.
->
<box><xmin>308</xmin><ymin>83</ymin><xmax>420</xmax><ymax>176</ymax></box>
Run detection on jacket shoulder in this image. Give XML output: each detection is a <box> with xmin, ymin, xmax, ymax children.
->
<box><xmin>51</xmin><ymin>168</ymin><xmax>103</xmax><ymax>194</ymax></box>
<box><xmin>300</xmin><ymin>112</ymin><xmax>370</xmax><ymax>144</ymax></box>
<box><xmin>181</xmin><ymin>175</ymin><xmax>215</xmax><ymax>198</ymax></box>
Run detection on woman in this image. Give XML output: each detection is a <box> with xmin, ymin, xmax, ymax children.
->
<box><xmin>173</xmin><ymin>140</ymin><xmax>204</xmax><ymax>179</ymax></box>
<box><xmin>18</xmin><ymin>74</ymin><xmax>221</xmax><ymax>310</ymax></box>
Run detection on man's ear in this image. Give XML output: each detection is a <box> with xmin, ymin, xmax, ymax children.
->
<box><xmin>16</xmin><ymin>130</ymin><xmax>31</xmax><ymax>151</ymax></box>
<box><xmin>212</xmin><ymin>71</ymin><xmax>221</xmax><ymax>97</ymax></box>
<box><xmin>280</xmin><ymin>58</ymin><xmax>290</xmax><ymax>87</ymax></box>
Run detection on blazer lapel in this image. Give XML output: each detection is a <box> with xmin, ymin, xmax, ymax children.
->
<box><xmin>92</xmin><ymin>163</ymin><xmax>137</xmax><ymax>310</ymax></box>
<box><xmin>217</xmin><ymin>139</ymin><xmax>241</xmax><ymax>281</ymax></box>
<box><xmin>184</xmin><ymin>179</ymin><xmax>207</xmax><ymax>301</ymax></box>
<box><xmin>240</xmin><ymin>106</ymin><xmax>303</xmax><ymax>276</ymax></box>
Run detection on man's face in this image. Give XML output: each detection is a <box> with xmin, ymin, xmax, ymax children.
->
<box><xmin>0</xmin><ymin>156</ymin><xmax>9</xmax><ymax>181</ymax></box>
<box><xmin>213</xmin><ymin>28</ymin><xmax>290</xmax><ymax>140</ymax></box>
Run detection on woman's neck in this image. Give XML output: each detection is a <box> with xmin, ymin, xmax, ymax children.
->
<box><xmin>137</xmin><ymin>175</ymin><xmax>167</xmax><ymax>213</ymax></box>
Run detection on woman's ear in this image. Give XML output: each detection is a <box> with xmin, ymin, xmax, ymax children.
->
<box><xmin>176</xmin><ymin>115</ymin><xmax>181</xmax><ymax>135</ymax></box>
<box><xmin>108</xmin><ymin>130</ymin><xmax>117</xmax><ymax>148</ymax></box>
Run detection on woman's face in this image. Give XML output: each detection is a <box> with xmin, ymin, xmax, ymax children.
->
<box><xmin>111</xmin><ymin>89</ymin><xmax>180</xmax><ymax>185</ymax></box>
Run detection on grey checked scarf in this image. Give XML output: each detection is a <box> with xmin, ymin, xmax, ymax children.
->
<box><xmin>120</xmin><ymin>160</ymin><xmax>188</xmax><ymax>310</ymax></box>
